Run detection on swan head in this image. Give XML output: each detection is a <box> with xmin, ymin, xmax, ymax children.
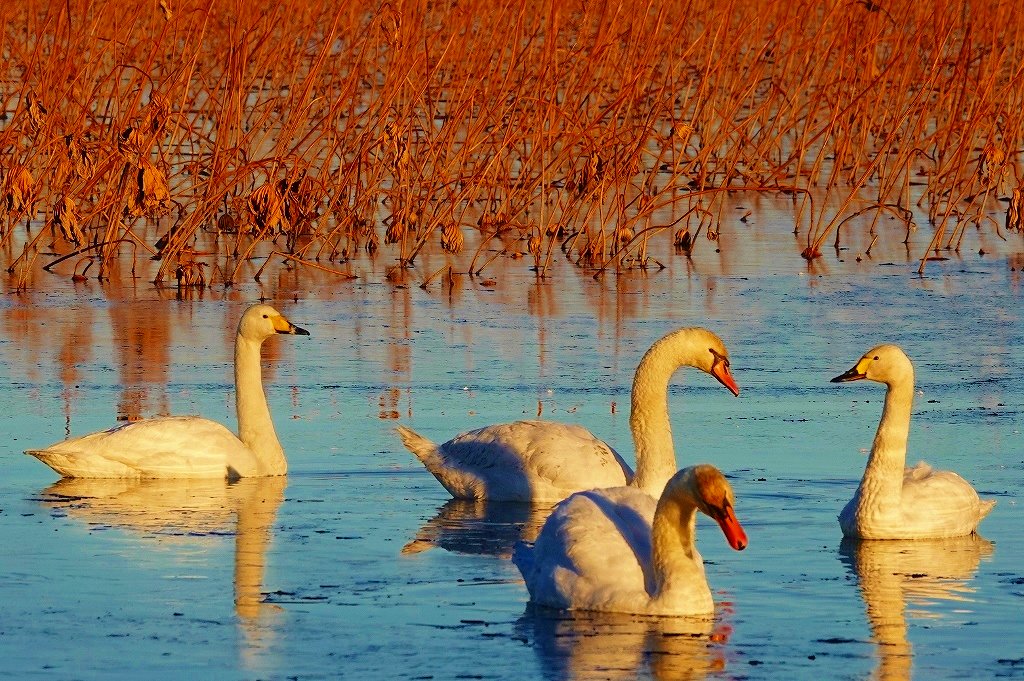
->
<box><xmin>831</xmin><ymin>344</ymin><xmax>913</xmax><ymax>387</ymax></box>
<box><xmin>650</xmin><ymin>328</ymin><xmax>739</xmax><ymax>396</ymax></box>
<box><xmin>238</xmin><ymin>304</ymin><xmax>310</xmax><ymax>340</ymax></box>
<box><xmin>673</xmin><ymin>465</ymin><xmax>748</xmax><ymax>550</ymax></box>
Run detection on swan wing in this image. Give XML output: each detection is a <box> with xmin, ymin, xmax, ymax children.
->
<box><xmin>431</xmin><ymin>420</ymin><xmax>632</xmax><ymax>502</ymax></box>
<box><xmin>26</xmin><ymin>416</ymin><xmax>248</xmax><ymax>479</ymax></box>
<box><xmin>515</xmin><ymin>486</ymin><xmax>657</xmax><ymax>613</ymax></box>
<box><xmin>899</xmin><ymin>462</ymin><xmax>994</xmax><ymax>536</ymax></box>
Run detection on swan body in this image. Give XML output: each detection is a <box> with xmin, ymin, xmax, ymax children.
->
<box><xmin>513</xmin><ymin>464</ymin><xmax>747</xmax><ymax>615</ymax></box>
<box><xmin>26</xmin><ymin>304</ymin><xmax>309</xmax><ymax>480</ymax></box>
<box><xmin>397</xmin><ymin>328</ymin><xmax>739</xmax><ymax>502</ymax></box>
<box><xmin>831</xmin><ymin>344</ymin><xmax>995</xmax><ymax>539</ymax></box>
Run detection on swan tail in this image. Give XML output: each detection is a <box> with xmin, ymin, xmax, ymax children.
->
<box><xmin>395</xmin><ymin>425</ymin><xmax>483</xmax><ymax>499</ymax></box>
<box><xmin>395</xmin><ymin>425</ymin><xmax>440</xmax><ymax>464</ymax></box>
<box><xmin>979</xmin><ymin>498</ymin><xmax>996</xmax><ymax>521</ymax></box>
<box><xmin>25</xmin><ymin>448</ymin><xmax>132</xmax><ymax>479</ymax></box>
<box><xmin>400</xmin><ymin>538</ymin><xmax>433</xmax><ymax>556</ymax></box>
<box><xmin>24</xmin><ymin>449</ymin><xmax>63</xmax><ymax>474</ymax></box>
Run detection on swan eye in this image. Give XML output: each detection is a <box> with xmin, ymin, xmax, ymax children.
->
<box><xmin>873</xmin><ymin>355</ymin><xmax>879</xmax><ymax>360</ymax></box>
<box><xmin>706</xmin><ymin>499</ymin><xmax>731</xmax><ymax>521</ymax></box>
<box><xmin>262</xmin><ymin>314</ymin><xmax>269</xmax><ymax>319</ymax></box>
<box><xmin>709</xmin><ymin>348</ymin><xmax>729</xmax><ymax>367</ymax></box>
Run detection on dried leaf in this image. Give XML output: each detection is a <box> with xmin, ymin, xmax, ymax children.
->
<box><xmin>128</xmin><ymin>160</ymin><xmax>171</xmax><ymax>217</ymax></box>
<box><xmin>51</xmin><ymin>195</ymin><xmax>85</xmax><ymax>246</ymax></box>
<box><xmin>1007</xmin><ymin>185</ymin><xmax>1023</xmax><ymax>234</ymax></box>
<box><xmin>247</xmin><ymin>184</ymin><xmax>285</xmax><ymax>232</ymax></box>
<box><xmin>440</xmin><ymin>223</ymin><xmax>464</xmax><ymax>254</ymax></box>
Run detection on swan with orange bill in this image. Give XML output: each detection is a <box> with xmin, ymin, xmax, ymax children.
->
<box><xmin>396</xmin><ymin>327</ymin><xmax>740</xmax><ymax>503</ymax></box>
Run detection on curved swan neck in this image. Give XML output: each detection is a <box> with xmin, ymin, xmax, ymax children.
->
<box><xmin>235</xmin><ymin>333</ymin><xmax>287</xmax><ymax>476</ymax></box>
<box><xmin>650</xmin><ymin>480</ymin><xmax>711</xmax><ymax>609</ymax></box>
<box><xmin>630</xmin><ymin>333</ymin><xmax>698</xmax><ymax>496</ymax></box>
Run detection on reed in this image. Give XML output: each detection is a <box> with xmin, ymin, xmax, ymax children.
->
<box><xmin>1</xmin><ymin>0</ymin><xmax>1021</xmax><ymax>290</ymax></box>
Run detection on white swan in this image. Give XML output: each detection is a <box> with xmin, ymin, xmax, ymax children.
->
<box><xmin>396</xmin><ymin>328</ymin><xmax>739</xmax><ymax>502</ymax></box>
<box><xmin>25</xmin><ymin>304</ymin><xmax>309</xmax><ymax>479</ymax></box>
<box><xmin>831</xmin><ymin>344</ymin><xmax>996</xmax><ymax>539</ymax></box>
<box><xmin>512</xmin><ymin>464</ymin><xmax>747</xmax><ymax>615</ymax></box>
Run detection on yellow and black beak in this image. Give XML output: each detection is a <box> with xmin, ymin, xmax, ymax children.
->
<box><xmin>272</xmin><ymin>316</ymin><xmax>310</xmax><ymax>336</ymax></box>
<box><xmin>831</xmin><ymin>362</ymin><xmax>866</xmax><ymax>383</ymax></box>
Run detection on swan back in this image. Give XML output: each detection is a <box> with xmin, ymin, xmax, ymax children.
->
<box><xmin>514</xmin><ymin>464</ymin><xmax>746</xmax><ymax>616</ymax></box>
<box><xmin>397</xmin><ymin>421</ymin><xmax>631</xmax><ymax>502</ymax></box>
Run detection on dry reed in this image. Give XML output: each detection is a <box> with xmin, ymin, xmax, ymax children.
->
<box><xmin>0</xmin><ymin>0</ymin><xmax>1021</xmax><ymax>290</ymax></box>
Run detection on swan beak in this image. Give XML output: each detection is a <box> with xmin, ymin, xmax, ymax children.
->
<box><xmin>273</xmin><ymin>316</ymin><xmax>310</xmax><ymax>336</ymax></box>
<box><xmin>714</xmin><ymin>503</ymin><xmax>748</xmax><ymax>551</ymax></box>
<box><xmin>711</xmin><ymin>362</ymin><xmax>740</xmax><ymax>397</ymax></box>
<box><xmin>831</xmin><ymin>363</ymin><xmax>866</xmax><ymax>383</ymax></box>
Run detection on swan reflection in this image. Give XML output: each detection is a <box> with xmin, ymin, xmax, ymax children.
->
<box><xmin>515</xmin><ymin>607</ymin><xmax>729</xmax><ymax>680</ymax></box>
<box><xmin>402</xmin><ymin>499</ymin><xmax>554</xmax><ymax>558</ymax></box>
<box><xmin>839</xmin><ymin>535</ymin><xmax>994</xmax><ymax>681</ymax></box>
<box><xmin>38</xmin><ymin>476</ymin><xmax>285</xmax><ymax>667</ymax></box>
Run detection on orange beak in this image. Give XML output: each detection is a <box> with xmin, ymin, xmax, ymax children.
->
<box><xmin>715</xmin><ymin>504</ymin><xmax>748</xmax><ymax>551</ymax></box>
<box><xmin>711</xmin><ymin>361</ymin><xmax>740</xmax><ymax>397</ymax></box>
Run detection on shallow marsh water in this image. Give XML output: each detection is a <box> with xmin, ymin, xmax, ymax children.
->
<box><xmin>1</xmin><ymin>213</ymin><xmax>1023</xmax><ymax>679</ymax></box>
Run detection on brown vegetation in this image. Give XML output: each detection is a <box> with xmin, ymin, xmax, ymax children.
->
<box><xmin>1</xmin><ymin>0</ymin><xmax>1022</xmax><ymax>290</ymax></box>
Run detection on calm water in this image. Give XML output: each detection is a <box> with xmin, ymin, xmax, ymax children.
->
<box><xmin>2</xmin><ymin>211</ymin><xmax>1022</xmax><ymax>679</ymax></box>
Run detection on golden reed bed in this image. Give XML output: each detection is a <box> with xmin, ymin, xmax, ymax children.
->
<box><xmin>1</xmin><ymin>0</ymin><xmax>1022</xmax><ymax>290</ymax></box>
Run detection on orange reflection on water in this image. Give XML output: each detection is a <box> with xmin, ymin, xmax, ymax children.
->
<box><xmin>839</xmin><ymin>535</ymin><xmax>994</xmax><ymax>681</ymax></box>
<box><xmin>56</xmin><ymin>308</ymin><xmax>95</xmax><ymax>432</ymax></box>
<box><xmin>380</xmin><ymin>285</ymin><xmax>412</xmax><ymax>420</ymax></box>
<box><xmin>39</xmin><ymin>476</ymin><xmax>286</xmax><ymax>670</ymax></box>
<box><xmin>3</xmin><ymin>294</ymin><xmax>302</xmax><ymax>436</ymax></box>
<box><xmin>108</xmin><ymin>301</ymin><xmax>173</xmax><ymax>421</ymax></box>
<box><xmin>518</xmin><ymin>608</ymin><xmax>729</xmax><ymax>681</ymax></box>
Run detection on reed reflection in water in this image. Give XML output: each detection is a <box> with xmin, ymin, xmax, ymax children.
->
<box><xmin>838</xmin><ymin>535</ymin><xmax>994</xmax><ymax>681</ymax></box>
<box><xmin>39</xmin><ymin>476</ymin><xmax>286</xmax><ymax>669</ymax></box>
<box><xmin>107</xmin><ymin>301</ymin><xmax>173</xmax><ymax>421</ymax></box>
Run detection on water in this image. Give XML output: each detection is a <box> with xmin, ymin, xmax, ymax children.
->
<box><xmin>1</xmin><ymin>213</ymin><xmax>1023</xmax><ymax>679</ymax></box>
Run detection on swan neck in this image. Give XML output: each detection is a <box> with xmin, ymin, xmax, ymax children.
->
<box><xmin>235</xmin><ymin>334</ymin><xmax>287</xmax><ymax>476</ymax></box>
<box><xmin>650</xmin><ymin>485</ymin><xmax>711</xmax><ymax>609</ymax></box>
<box><xmin>869</xmin><ymin>378</ymin><xmax>912</xmax><ymax>469</ymax></box>
<box><xmin>629</xmin><ymin>339</ymin><xmax>686</xmax><ymax>496</ymax></box>
<box><xmin>859</xmin><ymin>375</ymin><xmax>913</xmax><ymax>506</ymax></box>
